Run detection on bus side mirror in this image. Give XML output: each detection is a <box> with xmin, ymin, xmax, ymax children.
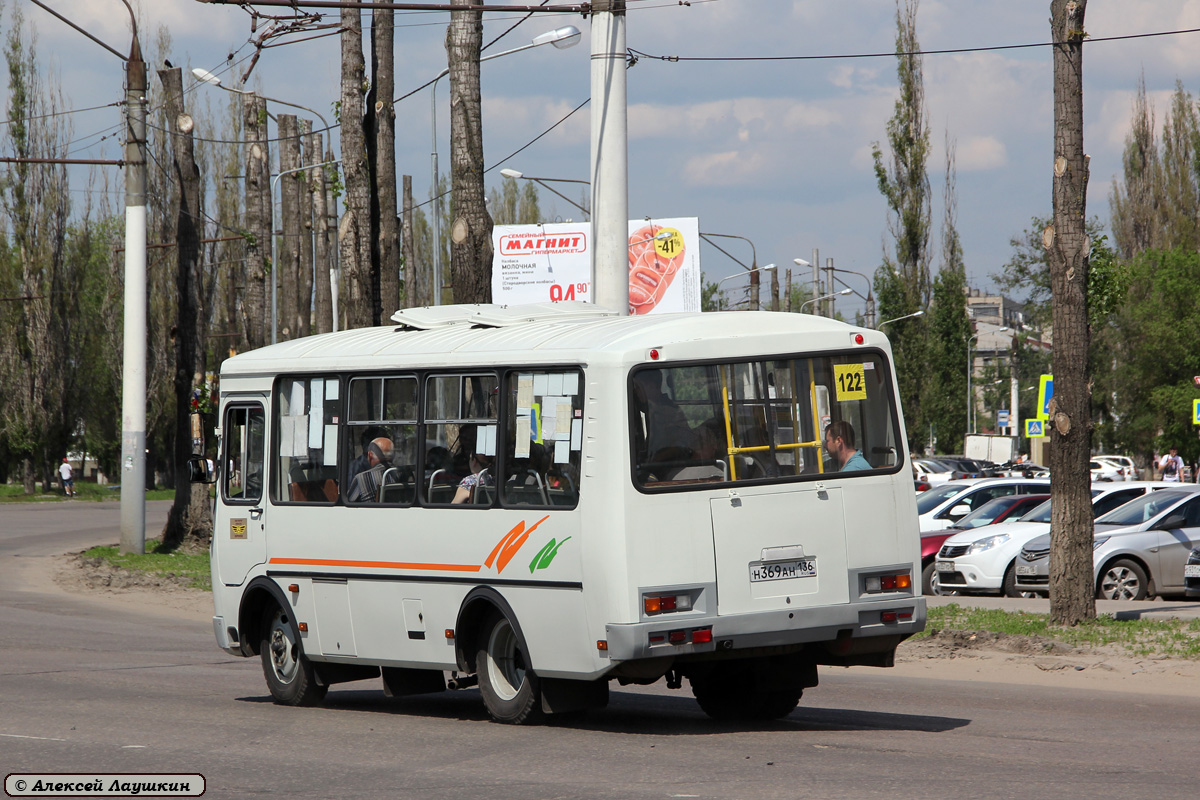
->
<box><xmin>187</xmin><ymin>455</ymin><xmax>216</xmax><ymax>485</ymax></box>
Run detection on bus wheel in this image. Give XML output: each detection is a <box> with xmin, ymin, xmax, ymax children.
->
<box><xmin>476</xmin><ymin>610</ymin><xmax>542</xmax><ymax>724</ymax></box>
<box><xmin>691</xmin><ymin>665</ymin><xmax>800</xmax><ymax>721</ymax></box>
<box><xmin>260</xmin><ymin>604</ymin><xmax>326</xmax><ymax>707</ymax></box>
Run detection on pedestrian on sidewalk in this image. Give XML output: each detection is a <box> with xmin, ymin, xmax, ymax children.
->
<box><xmin>58</xmin><ymin>458</ymin><xmax>75</xmax><ymax>498</ymax></box>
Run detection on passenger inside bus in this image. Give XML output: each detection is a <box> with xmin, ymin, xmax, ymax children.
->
<box><xmin>347</xmin><ymin>437</ymin><xmax>395</xmax><ymax>502</ymax></box>
<box><xmin>632</xmin><ymin>370</ymin><xmax>698</xmax><ymax>464</ymax></box>
<box><xmin>824</xmin><ymin>420</ymin><xmax>871</xmax><ymax>472</ymax></box>
<box><xmin>453</xmin><ymin>452</ymin><xmax>494</xmax><ymax>504</ymax></box>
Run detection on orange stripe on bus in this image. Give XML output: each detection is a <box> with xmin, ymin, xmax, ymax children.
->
<box><xmin>269</xmin><ymin>557</ymin><xmax>481</xmax><ymax>573</ymax></box>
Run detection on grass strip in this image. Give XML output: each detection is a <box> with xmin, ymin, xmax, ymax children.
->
<box><xmin>921</xmin><ymin>603</ymin><xmax>1200</xmax><ymax>660</ymax></box>
<box><xmin>1</xmin><ymin>483</ymin><xmax>175</xmax><ymax>502</ymax></box>
<box><xmin>81</xmin><ymin>538</ymin><xmax>212</xmax><ymax>591</ymax></box>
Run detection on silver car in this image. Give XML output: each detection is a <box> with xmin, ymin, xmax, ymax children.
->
<box><xmin>1013</xmin><ymin>486</ymin><xmax>1200</xmax><ymax>599</ymax></box>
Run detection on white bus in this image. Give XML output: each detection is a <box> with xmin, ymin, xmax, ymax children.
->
<box><xmin>197</xmin><ymin>303</ymin><xmax>925</xmax><ymax>724</ymax></box>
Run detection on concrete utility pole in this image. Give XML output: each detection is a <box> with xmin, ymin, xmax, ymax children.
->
<box><xmin>590</xmin><ymin>0</ymin><xmax>629</xmax><ymax>314</ymax></box>
<box><xmin>120</xmin><ymin>23</ymin><xmax>147</xmax><ymax>556</ymax></box>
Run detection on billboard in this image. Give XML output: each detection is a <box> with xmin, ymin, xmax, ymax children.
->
<box><xmin>491</xmin><ymin>217</ymin><xmax>701</xmax><ymax>313</ymax></box>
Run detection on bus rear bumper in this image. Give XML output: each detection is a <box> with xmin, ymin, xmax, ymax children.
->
<box><xmin>603</xmin><ymin>596</ymin><xmax>926</xmax><ymax>665</ymax></box>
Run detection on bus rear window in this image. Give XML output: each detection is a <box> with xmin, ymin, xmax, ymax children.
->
<box><xmin>631</xmin><ymin>354</ymin><xmax>900</xmax><ymax>489</ymax></box>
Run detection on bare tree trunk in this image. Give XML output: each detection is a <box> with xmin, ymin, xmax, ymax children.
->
<box><xmin>373</xmin><ymin>2</ymin><xmax>401</xmax><ymax>318</ymax></box>
<box><xmin>278</xmin><ymin>114</ymin><xmax>301</xmax><ymax>341</ymax></box>
<box><xmin>340</xmin><ymin>8</ymin><xmax>373</xmax><ymax>329</ymax></box>
<box><xmin>158</xmin><ymin>66</ymin><xmax>211</xmax><ymax>551</ymax></box>
<box><xmin>402</xmin><ymin>174</ymin><xmax>421</xmax><ymax>307</ymax></box>
<box><xmin>1048</xmin><ymin>0</ymin><xmax>1095</xmax><ymax>625</ymax></box>
<box><xmin>310</xmin><ymin>129</ymin><xmax>333</xmax><ymax>333</ymax></box>
<box><xmin>447</xmin><ymin>0</ymin><xmax>493</xmax><ymax>304</ymax></box>
<box><xmin>243</xmin><ymin>94</ymin><xmax>271</xmax><ymax>349</ymax></box>
<box><xmin>298</xmin><ymin>119</ymin><xmax>315</xmax><ymax>338</ymax></box>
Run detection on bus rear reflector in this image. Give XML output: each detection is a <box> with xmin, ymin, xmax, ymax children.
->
<box><xmin>691</xmin><ymin>628</ymin><xmax>713</xmax><ymax>644</ymax></box>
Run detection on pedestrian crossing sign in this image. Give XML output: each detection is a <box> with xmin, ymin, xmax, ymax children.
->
<box><xmin>1193</xmin><ymin>399</ymin><xmax>1200</xmax><ymax>425</ymax></box>
<box><xmin>1026</xmin><ymin>419</ymin><xmax>1045</xmax><ymax>438</ymax></box>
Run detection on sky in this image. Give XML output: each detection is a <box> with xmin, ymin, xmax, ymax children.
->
<box><xmin>18</xmin><ymin>0</ymin><xmax>1200</xmax><ymax>320</ymax></box>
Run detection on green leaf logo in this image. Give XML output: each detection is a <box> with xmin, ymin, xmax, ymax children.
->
<box><xmin>529</xmin><ymin>537</ymin><xmax>571</xmax><ymax>573</ymax></box>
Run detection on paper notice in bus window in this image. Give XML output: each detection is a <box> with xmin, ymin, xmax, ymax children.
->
<box><xmin>541</xmin><ymin>400</ymin><xmax>557</xmax><ymax>441</ymax></box>
<box><xmin>481</xmin><ymin>424</ymin><xmax>497</xmax><ymax>456</ymax></box>
<box><xmin>556</xmin><ymin>401</ymin><xmax>573</xmax><ymax>435</ymax></box>
<box><xmin>325</xmin><ymin>379</ymin><xmax>339</xmax><ymax>399</ymax></box>
<box><xmin>533</xmin><ymin>374</ymin><xmax>549</xmax><ymax>396</ymax></box>
<box><xmin>279</xmin><ymin>417</ymin><xmax>296</xmax><ymax>457</ymax></box>
<box><xmin>571</xmin><ymin>418</ymin><xmax>582</xmax><ymax>450</ymax></box>
<box><xmin>531</xmin><ymin>403</ymin><xmax>543</xmax><ymax>444</ymax></box>
<box><xmin>515</xmin><ymin>416</ymin><xmax>531</xmax><ymax>457</ymax></box>
<box><xmin>294</xmin><ymin>415</ymin><xmax>309</xmax><ymax>455</ymax></box>
<box><xmin>554</xmin><ymin>440</ymin><xmax>568</xmax><ymax>464</ymax></box>
<box><xmin>309</xmin><ymin>383</ymin><xmax>324</xmax><ymax>444</ymax></box>
<box><xmin>323</xmin><ymin>426</ymin><xmax>338</xmax><ymax>465</ymax></box>
<box><xmin>547</xmin><ymin>372</ymin><xmax>564</xmax><ymax>395</ymax></box>
<box><xmin>562</xmin><ymin>372</ymin><xmax>579</xmax><ymax>396</ymax></box>
<box><xmin>833</xmin><ymin>363</ymin><xmax>867</xmax><ymax>402</ymax></box>
<box><xmin>290</xmin><ymin>382</ymin><xmax>306</xmax><ymax>414</ymax></box>
<box><xmin>517</xmin><ymin>374</ymin><xmax>533</xmax><ymax>407</ymax></box>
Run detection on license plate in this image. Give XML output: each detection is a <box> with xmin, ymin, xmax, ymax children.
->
<box><xmin>750</xmin><ymin>559</ymin><xmax>816</xmax><ymax>582</ymax></box>
<box><xmin>1185</xmin><ymin>565</ymin><xmax>1200</xmax><ymax>578</ymax></box>
<box><xmin>1016</xmin><ymin>565</ymin><xmax>1037</xmax><ymax>576</ymax></box>
<box><xmin>936</xmin><ymin>560</ymin><xmax>955</xmax><ymax>573</ymax></box>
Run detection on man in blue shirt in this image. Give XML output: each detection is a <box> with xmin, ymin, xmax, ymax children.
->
<box><xmin>824</xmin><ymin>420</ymin><xmax>871</xmax><ymax>472</ymax></box>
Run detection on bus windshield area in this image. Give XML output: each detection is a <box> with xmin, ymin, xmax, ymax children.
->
<box><xmin>631</xmin><ymin>352</ymin><xmax>901</xmax><ymax>490</ymax></box>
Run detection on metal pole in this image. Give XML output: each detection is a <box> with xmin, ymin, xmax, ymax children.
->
<box><xmin>431</xmin><ymin>75</ymin><xmax>443</xmax><ymax>306</ymax></box>
<box><xmin>811</xmin><ymin>248</ymin><xmax>819</xmax><ymax>316</ymax></box>
<box><xmin>590</xmin><ymin>0</ymin><xmax>629</xmax><ymax>314</ymax></box>
<box><xmin>120</xmin><ymin>33</ymin><xmax>147</xmax><ymax>555</ymax></box>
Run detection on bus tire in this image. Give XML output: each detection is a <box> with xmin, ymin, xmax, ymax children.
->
<box><xmin>691</xmin><ymin>663</ymin><xmax>801</xmax><ymax>721</ymax></box>
<box><xmin>260</xmin><ymin>604</ymin><xmax>326</xmax><ymax>707</ymax></box>
<box><xmin>476</xmin><ymin>610</ymin><xmax>543</xmax><ymax>724</ymax></box>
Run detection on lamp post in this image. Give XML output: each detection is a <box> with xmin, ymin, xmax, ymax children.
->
<box><xmin>715</xmin><ymin>264</ymin><xmax>776</xmax><ymax>309</ymax></box>
<box><xmin>498</xmin><ymin>169</ymin><xmax>590</xmax><ymax>218</ymax></box>
<box><xmin>968</xmin><ymin>326</ymin><xmax>1010</xmax><ymax>434</ymax></box>
<box><xmin>799</xmin><ymin>288</ymin><xmax>851</xmax><ymax>314</ymax></box>
<box><xmin>192</xmin><ymin>68</ymin><xmax>341</xmax><ymax>334</ymax></box>
<box><xmin>270</xmin><ymin>161</ymin><xmax>340</xmax><ymax>344</ymax></box>
<box><xmin>703</xmin><ymin>232</ymin><xmax>767</xmax><ymax>309</ymax></box>
<box><xmin>430</xmin><ymin>25</ymin><xmax>581</xmax><ymax>305</ymax></box>
<box><xmin>878</xmin><ymin>309</ymin><xmax>925</xmax><ymax>328</ymax></box>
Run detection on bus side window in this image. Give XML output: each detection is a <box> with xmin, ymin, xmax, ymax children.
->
<box><xmin>345</xmin><ymin>376</ymin><xmax>418</xmax><ymax>506</ymax></box>
<box><xmin>422</xmin><ymin>373</ymin><xmax>498</xmax><ymax>506</ymax></box>
<box><xmin>502</xmin><ymin>370</ymin><xmax>582</xmax><ymax>509</ymax></box>
<box><xmin>272</xmin><ymin>376</ymin><xmax>340</xmax><ymax>504</ymax></box>
<box><xmin>223</xmin><ymin>405</ymin><xmax>264</xmax><ymax>503</ymax></box>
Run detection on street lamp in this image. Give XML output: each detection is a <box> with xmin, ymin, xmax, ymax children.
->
<box><xmin>968</xmin><ymin>326</ymin><xmax>1010</xmax><ymax>434</ymax></box>
<box><xmin>799</xmin><ymin>288</ymin><xmax>851</xmax><ymax>313</ymax></box>
<box><xmin>499</xmin><ymin>169</ymin><xmax>590</xmax><ymax>218</ymax></box>
<box><xmin>192</xmin><ymin>68</ymin><xmax>341</xmax><ymax>336</ymax></box>
<box><xmin>703</xmin><ymin>232</ymin><xmax>768</xmax><ymax>309</ymax></box>
<box><xmin>427</xmin><ymin>25</ymin><xmax>581</xmax><ymax>305</ymax></box>
<box><xmin>191</xmin><ymin>67</ymin><xmax>331</xmax><ymax>130</ymax></box>
<box><xmin>878</xmin><ymin>309</ymin><xmax>925</xmax><ymax>328</ymax></box>
<box><xmin>715</xmin><ymin>263</ymin><xmax>776</xmax><ymax>308</ymax></box>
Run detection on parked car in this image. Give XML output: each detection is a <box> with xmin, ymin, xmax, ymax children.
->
<box><xmin>916</xmin><ymin>477</ymin><xmax>1050</xmax><ymax>532</ymax></box>
<box><xmin>1094</xmin><ymin>455</ymin><xmax>1135</xmax><ymax>481</ymax></box>
<box><xmin>1185</xmin><ymin>547</ymin><xmax>1200</xmax><ymax>598</ymax></box>
<box><xmin>913</xmin><ymin>458</ymin><xmax>955</xmax><ymax>485</ymax></box>
<box><xmin>1090</xmin><ymin>459</ymin><xmax>1126</xmax><ymax>482</ymax></box>
<box><xmin>936</xmin><ymin>482</ymin><xmax>1170</xmax><ymax>597</ymax></box>
<box><xmin>918</xmin><ymin>493</ymin><xmax>1048</xmax><ymax>595</ymax></box>
<box><xmin>1014</xmin><ymin>485</ymin><xmax>1200</xmax><ymax>599</ymax></box>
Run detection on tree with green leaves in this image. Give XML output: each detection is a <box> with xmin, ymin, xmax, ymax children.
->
<box><xmin>872</xmin><ymin>0</ymin><xmax>932</xmax><ymax>449</ymax></box>
<box><xmin>921</xmin><ymin>137</ymin><xmax>971</xmax><ymax>454</ymax></box>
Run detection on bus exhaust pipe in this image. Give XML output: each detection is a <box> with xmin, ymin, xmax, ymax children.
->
<box><xmin>447</xmin><ymin>673</ymin><xmax>478</xmax><ymax>691</ymax></box>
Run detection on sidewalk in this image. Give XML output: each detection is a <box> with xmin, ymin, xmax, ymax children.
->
<box><xmin>926</xmin><ymin>593</ymin><xmax>1200</xmax><ymax>621</ymax></box>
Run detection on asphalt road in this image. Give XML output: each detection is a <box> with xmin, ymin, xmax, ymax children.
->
<box><xmin>3</xmin><ymin>501</ymin><xmax>1199</xmax><ymax>799</ymax></box>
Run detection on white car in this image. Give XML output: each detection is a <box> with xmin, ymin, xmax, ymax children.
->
<box><xmin>935</xmin><ymin>482</ymin><xmax>1168</xmax><ymax>596</ymax></box>
<box><xmin>913</xmin><ymin>458</ymin><xmax>955</xmax><ymax>485</ymax></box>
<box><xmin>1014</xmin><ymin>485</ymin><xmax>1200</xmax><ymax>599</ymax></box>
<box><xmin>1090</xmin><ymin>459</ymin><xmax>1127</xmax><ymax>482</ymax></box>
<box><xmin>916</xmin><ymin>477</ymin><xmax>1050</xmax><ymax>532</ymax></box>
<box><xmin>1095</xmin><ymin>455</ymin><xmax>1136</xmax><ymax>479</ymax></box>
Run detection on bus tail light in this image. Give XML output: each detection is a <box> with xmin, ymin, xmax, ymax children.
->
<box><xmin>691</xmin><ymin>628</ymin><xmax>713</xmax><ymax>644</ymax></box>
<box><xmin>880</xmin><ymin>610</ymin><xmax>914</xmax><ymax>624</ymax></box>
<box><xmin>864</xmin><ymin>572</ymin><xmax>912</xmax><ymax>593</ymax></box>
<box><xmin>643</xmin><ymin>593</ymin><xmax>693</xmax><ymax>615</ymax></box>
